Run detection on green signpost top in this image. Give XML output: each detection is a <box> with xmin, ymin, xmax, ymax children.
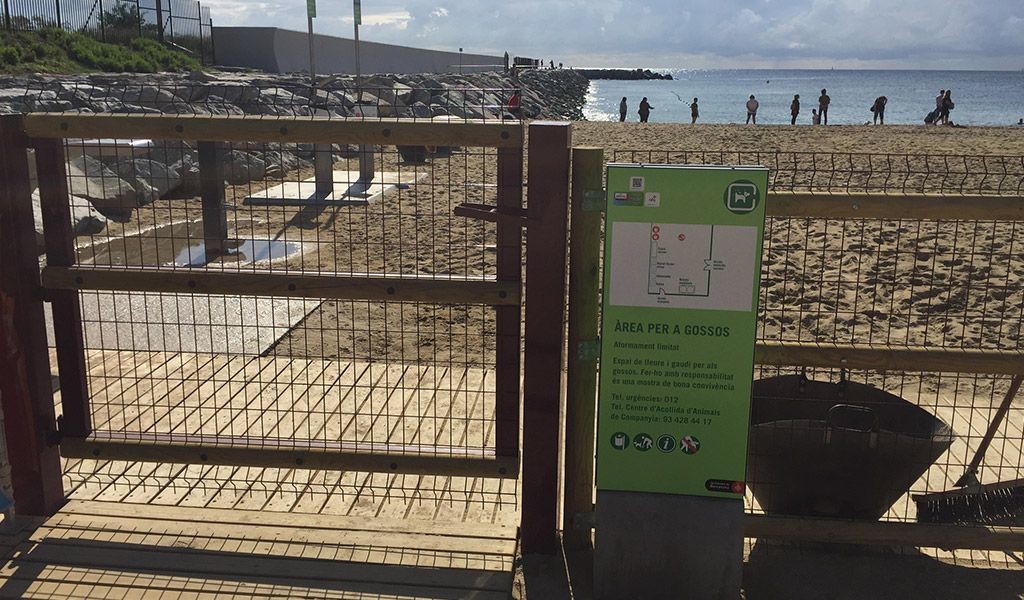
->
<box><xmin>596</xmin><ymin>163</ymin><xmax>768</xmax><ymax>498</ymax></box>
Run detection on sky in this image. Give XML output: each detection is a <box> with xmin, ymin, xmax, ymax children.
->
<box><xmin>202</xmin><ymin>0</ymin><xmax>1024</xmax><ymax>70</ymax></box>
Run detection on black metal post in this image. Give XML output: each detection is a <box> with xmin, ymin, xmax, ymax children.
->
<box><xmin>154</xmin><ymin>0</ymin><xmax>164</xmax><ymax>42</ymax></box>
<box><xmin>54</xmin><ymin>0</ymin><xmax>62</xmax><ymax>28</ymax></box>
<box><xmin>98</xmin><ymin>0</ymin><xmax>105</xmax><ymax>40</ymax></box>
<box><xmin>3</xmin><ymin>0</ymin><xmax>11</xmax><ymax>32</ymax></box>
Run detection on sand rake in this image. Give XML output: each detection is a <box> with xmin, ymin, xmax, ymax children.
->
<box><xmin>913</xmin><ymin>375</ymin><xmax>1024</xmax><ymax>525</ymax></box>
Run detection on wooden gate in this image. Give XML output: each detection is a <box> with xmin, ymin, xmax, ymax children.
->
<box><xmin>0</xmin><ymin>113</ymin><xmax>572</xmax><ymax>553</ymax></box>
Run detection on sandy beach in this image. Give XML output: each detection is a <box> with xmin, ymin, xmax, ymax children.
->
<box><xmin>573</xmin><ymin>122</ymin><xmax>1024</xmax><ymax>155</ymax></box>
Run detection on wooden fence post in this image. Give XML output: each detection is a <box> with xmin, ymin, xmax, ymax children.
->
<box><xmin>35</xmin><ymin>138</ymin><xmax>91</xmax><ymax>439</ymax></box>
<box><xmin>494</xmin><ymin>145</ymin><xmax>523</xmax><ymax>458</ymax></box>
<box><xmin>562</xmin><ymin>147</ymin><xmax>603</xmax><ymax>550</ymax></box>
<box><xmin>198</xmin><ymin>141</ymin><xmax>229</xmax><ymax>257</ymax></box>
<box><xmin>0</xmin><ymin>115</ymin><xmax>64</xmax><ymax>516</ymax></box>
<box><xmin>521</xmin><ymin>121</ymin><xmax>571</xmax><ymax>554</ymax></box>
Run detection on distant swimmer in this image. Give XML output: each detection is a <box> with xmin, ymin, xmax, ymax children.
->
<box><xmin>746</xmin><ymin>94</ymin><xmax>759</xmax><ymax>124</ymax></box>
<box><xmin>691</xmin><ymin>98</ymin><xmax>699</xmax><ymax>124</ymax></box>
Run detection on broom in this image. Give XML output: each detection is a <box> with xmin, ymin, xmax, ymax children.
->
<box><xmin>913</xmin><ymin>375</ymin><xmax>1024</xmax><ymax>525</ymax></box>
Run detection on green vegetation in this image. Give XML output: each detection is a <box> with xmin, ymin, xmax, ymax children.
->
<box><xmin>0</xmin><ymin>29</ymin><xmax>200</xmax><ymax>73</ymax></box>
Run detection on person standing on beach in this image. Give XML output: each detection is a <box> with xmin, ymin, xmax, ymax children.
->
<box><xmin>790</xmin><ymin>94</ymin><xmax>800</xmax><ymax>125</ymax></box>
<box><xmin>939</xmin><ymin>90</ymin><xmax>954</xmax><ymax>125</ymax></box>
<box><xmin>931</xmin><ymin>90</ymin><xmax>945</xmax><ymax>125</ymax></box>
<box><xmin>691</xmin><ymin>98</ymin><xmax>699</xmax><ymax>124</ymax></box>
<box><xmin>619</xmin><ymin>97</ymin><xmax>628</xmax><ymax>122</ymax></box>
<box><xmin>818</xmin><ymin>89</ymin><xmax>830</xmax><ymax>124</ymax></box>
<box><xmin>638</xmin><ymin>97</ymin><xmax>653</xmax><ymax>123</ymax></box>
<box><xmin>812</xmin><ymin>109</ymin><xmax>821</xmax><ymax>125</ymax></box>
<box><xmin>871</xmin><ymin>96</ymin><xmax>887</xmax><ymax>124</ymax></box>
<box><xmin>745</xmin><ymin>94</ymin><xmax>759</xmax><ymax>124</ymax></box>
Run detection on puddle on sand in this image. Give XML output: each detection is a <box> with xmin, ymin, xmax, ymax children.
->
<box><xmin>171</xmin><ymin>238</ymin><xmax>302</xmax><ymax>267</ymax></box>
<box><xmin>80</xmin><ymin>220</ymin><xmax>306</xmax><ymax>268</ymax></box>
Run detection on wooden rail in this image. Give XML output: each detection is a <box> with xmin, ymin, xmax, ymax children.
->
<box><xmin>767</xmin><ymin>191</ymin><xmax>1024</xmax><ymax>220</ymax></box>
<box><xmin>755</xmin><ymin>341</ymin><xmax>1024</xmax><ymax>375</ymax></box>
<box><xmin>745</xmin><ymin>514</ymin><xmax>1024</xmax><ymax>551</ymax></box>
<box><xmin>23</xmin><ymin>113</ymin><xmax>524</xmax><ymax>148</ymax></box>
<box><xmin>563</xmin><ymin>147</ymin><xmax>603</xmax><ymax>551</ymax></box>
<box><xmin>61</xmin><ymin>432</ymin><xmax>518</xmax><ymax>478</ymax></box>
<box><xmin>41</xmin><ymin>266</ymin><xmax>521</xmax><ymax>305</ymax></box>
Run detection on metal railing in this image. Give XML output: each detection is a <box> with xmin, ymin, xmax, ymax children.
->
<box><xmin>2</xmin><ymin>0</ymin><xmax>214</xmax><ymax>64</ymax></box>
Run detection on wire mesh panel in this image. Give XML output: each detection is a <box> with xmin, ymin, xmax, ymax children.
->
<box><xmin>30</xmin><ymin>106</ymin><xmax>524</xmax><ymax>482</ymax></box>
<box><xmin>609</xmin><ymin>148</ymin><xmax>1024</xmax><ymax>528</ymax></box>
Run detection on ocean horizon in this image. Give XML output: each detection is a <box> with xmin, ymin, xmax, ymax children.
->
<box><xmin>582</xmin><ymin>68</ymin><xmax>1024</xmax><ymax>126</ymax></box>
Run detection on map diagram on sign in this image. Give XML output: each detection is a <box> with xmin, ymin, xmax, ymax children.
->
<box><xmin>610</xmin><ymin>222</ymin><xmax>759</xmax><ymax>312</ymax></box>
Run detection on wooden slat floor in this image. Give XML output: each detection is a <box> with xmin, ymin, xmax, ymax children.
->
<box><xmin>0</xmin><ymin>501</ymin><xmax>516</xmax><ymax>599</ymax></box>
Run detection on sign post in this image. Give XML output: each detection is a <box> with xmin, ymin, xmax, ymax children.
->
<box><xmin>594</xmin><ymin>164</ymin><xmax>768</xmax><ymax>599</ymax></box>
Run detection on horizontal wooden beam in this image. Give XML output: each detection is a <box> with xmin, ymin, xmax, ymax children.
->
<box><xmin>23</xmin><ymin>113</ymin><xmax>524</xmax><ymax>148</ymax></box>
<box><xmin>41</xmin><ymin>266</ymin><xmax>520</xmax><ymax>305</ymax></box>
<box><xmin>756</xmin><ymin>341</ymin><xmax>1024</xmax><ymax>375</ymax></box>
<box><xmin>61</xmin><ymin>432</ymin><xmax>518</xmax><ymax>478</ymax></box>
<box><xmin>745</xmin><ymin>513</ymin><xmax>1024</xmax><ymax>551</ymax></box>
<box><xmin>767</xmin><ymin>192</ymin><xmax>1024</xmax><ymax>221</ymax></box>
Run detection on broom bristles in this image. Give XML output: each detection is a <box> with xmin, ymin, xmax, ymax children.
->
<box><xmin>914</xmin><ymin>480</ymin><xmax>1024</xmax><ymax>525</ymax></box>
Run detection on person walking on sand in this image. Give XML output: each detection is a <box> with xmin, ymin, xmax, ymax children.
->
<box><xmin>871</xmin><ymin>96</ymin><xmax>887</xmax><ymax>125</ymax></box>
<box><xmin>619</xmin><ymin>97</ymin><xmax>628</xmax><ymax>122</ymax></box>
<box><xmin>932</xmin><ymin>89</ymin><xmax>945</xmax><ymax>125</ymax></box>
<box><xmin>638</xmin><ymin>97</ymin><xmax>653</xmax><ymax>123</ymax></box>
<box><xmin>812</xmin><ymin>108</ymin><xmax>821</xmax><ymax>125</ymax></box>
<box><xmin>690</xmin><ymin>98</ymin><xmax>699</xmax><ymax>124</ymax></box>
<box><xmin>939</xmin><ymin>90</ymin><xmax>954</xmax><ymax>125</ymax></box>
<box><xmin>745</xmin><ymin>94</ymin><xmax>759</xmax><ymax>124</ymax></box>
<box><xmin>818</xmin><ymin>89</ymin><xmax>830</xmax><ymax>125</ymax></box>
<box><xmin>790</xmin><ymin>94</ymin><xmax>800</xmax><ymax>125</ymax></box>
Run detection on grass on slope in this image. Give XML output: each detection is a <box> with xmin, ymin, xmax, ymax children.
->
<box><xmin>0</xmin><ymin>28</ymin><xmax>200</xmax><ymax>73</ymax></box>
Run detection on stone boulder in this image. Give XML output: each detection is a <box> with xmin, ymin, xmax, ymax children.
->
<box><xmin>66</xmin><ymin>155</ymin><xmax>143</xmax><ymax>222</ymax></box>
<box><xmin>114</xmin><ymin>159</ymin><xmax>181</xmax><ymax>203</ymax></box>
<box><xmin>31</xmin><ymin>189</ymin><xmax>107</xmax><ymax>254</ymax></box>
<box><xmin>222</xmin><ymin>150</ymin><xmax>267</xmax><ymax>185</ymax></box>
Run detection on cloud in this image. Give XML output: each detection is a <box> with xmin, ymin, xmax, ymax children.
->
<box><xmin>340</xmin><ymin>9</ymin><xmax>412</xmax><ymax>28</ymax></box>
<box><xmin>199</xmin><ymin>0</ymin><xmax>1024</xmax><ymax>69</ymax></box>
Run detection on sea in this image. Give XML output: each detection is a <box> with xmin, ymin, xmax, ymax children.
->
<box><xmin>582</xmin><ymin>69</ymin><xmax>1024</xmax><ymax>126</ymax></box>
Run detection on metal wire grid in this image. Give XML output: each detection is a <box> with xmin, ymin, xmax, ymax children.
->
<box><xmin>609</xmin><ymin>148</ymin><xmax>1024</xmax><ymax>526</ymax></box>
<box><xmin>61</xmin><ymin>458</ymin><xmax>520</xmax><ymax>515</ymax></box>
<box><xmin>11</xmin><ymin>80</ymin><xmax>525</xmax><ymax>121</ymax></box>
<box><xmin>610</xmin><ymin>149</ymin><xmax>1024</xmax><ymax>196</ymax></box>
<box><xmin>51</xmin><ymin>132</ymin><xmax>509</xmax><ymax>459</ymax></box>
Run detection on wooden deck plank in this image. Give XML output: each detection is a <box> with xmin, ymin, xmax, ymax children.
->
<box><xmin>0</xmin><ymin>498</ymin><xmax>515</xmax><ymax>600</ymax></box>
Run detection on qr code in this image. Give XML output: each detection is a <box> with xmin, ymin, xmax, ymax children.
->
<box><xmin>629</xmin><ymin>176</ymin><xmax>645</xmax><ymax>191</ymax></box>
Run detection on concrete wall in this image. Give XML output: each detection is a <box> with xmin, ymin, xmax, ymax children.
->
<box><xmin>212</xmin><ymin>27</ymin><xmax>505</xmax><ymax>75</ymax></box>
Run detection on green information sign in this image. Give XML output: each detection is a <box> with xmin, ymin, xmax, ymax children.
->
<box><xmin>307</xmin><ymin>0</ymin><xmax>316</xmax><ymax>17</ymax></box>
<box><xmin>596</xmin><ymin>164</ymin><xmax>768</xmax><ymax>498</ymax></box>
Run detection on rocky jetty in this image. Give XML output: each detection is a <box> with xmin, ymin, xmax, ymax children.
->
<box><xmin>577</xmin><ymin>68</ymin><xmax>673</xmax><ymax>81</ymax></box>
<box><xmin>0</xmin><ymin>68</ymin><xmax>589</xmax><ymax>249</ymax></box>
